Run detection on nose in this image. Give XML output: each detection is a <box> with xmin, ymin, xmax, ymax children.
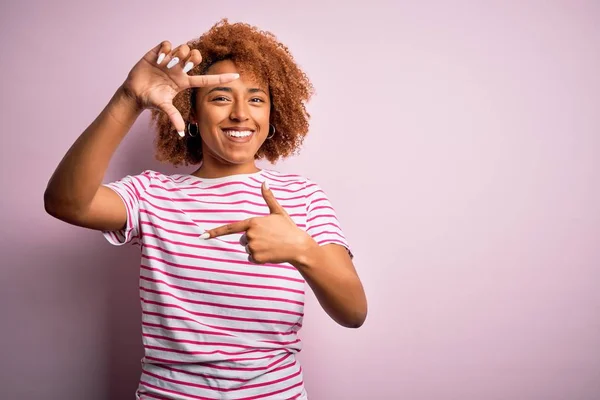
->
<box><xmin>229</xmin><ymin>100</ymin><xmax>249</xmax><ymax>121</ymax></box>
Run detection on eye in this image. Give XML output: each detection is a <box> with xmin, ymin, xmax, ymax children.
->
<box><xmin>212</xmin><ymin>96</ymin><xmax>230</xmax><ymax>102</ymax></box>
<box><xmin>250</xmin><ymin>97</ymin><xmax>265</xmax><ymax>103</ymax></box>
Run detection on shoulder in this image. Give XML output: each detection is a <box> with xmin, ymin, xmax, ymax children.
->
<box><xmin>134</xmin><ymin>169</ymin><xmax>201</xmax><ymax>188</ymax></box>
<box><xmin>108</xmin><ymin>170</ymin><xmax>202</xmax><ymax>197</ymax></box>
<box><xmin>261</xmin><ymin>168</ymin><xmax>321</xmax><ymax>191</ymax></box>
<box><xmin>260</xmin><ymin>170</ymin><xmax>335</xmax><ymax>213</ymax></box>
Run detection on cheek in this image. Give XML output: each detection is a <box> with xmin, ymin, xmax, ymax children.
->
<box><xmin>254</xmin><ymin>107</ymin><xmax>271</xmax><ymax>126</ymax></box>
<box><xmin>197</xmin><ymin>108</ymin><xmax>222</xmax><ymax>132</ymax></box>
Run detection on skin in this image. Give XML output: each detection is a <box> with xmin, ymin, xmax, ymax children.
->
<box><xmin>203</xmin><ymin>181</ymin><xmax>368</xmax><ymax>328</ymax></box>
<box><xmin>190</xmin><ymin>60</ymin><xmax>270</xmax><ymax>179</ymax></box>
<box><xmin>44</xmin><ymin>40</ymin><xmax>368</xmax><ymax>328</ymax></box>
<box><xmin>43</xmin><ymin>41</ymin><xmax>238</xmax><ymax>232</ymax></box>
<box><xmin>191</xmin><ymin>60</ymin><xmax>367</xmax><ymax>328</ymax></box>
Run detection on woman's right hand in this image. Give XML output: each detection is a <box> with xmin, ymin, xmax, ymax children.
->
<box><xmin>121</xmin><ymin>40</ymin><xmax>239</xmax><ymax>137</ymax></box>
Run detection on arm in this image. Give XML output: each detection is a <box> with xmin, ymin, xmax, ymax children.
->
<box><xmin>44</xmin><ymin>40</ymin><xmax>238</xmax><ymax>230</ymax></box>
<box><xmin>43</xmin><ymin>87</ymin><xmax>140</xmax><ymax>230</ymax></box>
<box><xmin>292</xmin><ymin>241</ymin><xmax>367</xmax><ymax>328</ymax></box>
<box><xmin>202</xmin><ymin>182</ymin><xmax>368</xmax><ymax>328</ymax></box>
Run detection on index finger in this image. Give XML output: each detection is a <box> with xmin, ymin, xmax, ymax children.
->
<box><xmin>189</xmin><ymin>73</ymin><xmax>240</xmax><ymax>88</ymax></box>
<box><xmin>200</xmin><ymin>219</ymin><xmax>251</xmax><ymax>239</ymax></box>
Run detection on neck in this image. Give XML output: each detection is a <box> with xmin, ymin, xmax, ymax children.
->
<box><xmin>192</xmin><ymin>155</ymin><xmax>260</xmax><ymax>179</ymax></box>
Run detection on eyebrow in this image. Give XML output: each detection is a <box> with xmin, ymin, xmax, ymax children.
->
<box><xmin>207</xmin><ymin>87</ymin><xmax>268</xmax><ymax>95</ymax></box>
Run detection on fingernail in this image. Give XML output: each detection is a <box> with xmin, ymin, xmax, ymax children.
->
<box><xmin>157</xmin><ymin>53</ymin><xmax>165</xmax><ymax>64</ymax></box>
<box><xmin>167</xmin><ymin>57</ymin><xmax>180</xmax><ymax>69</ymax></box>
<box><xmin>178</xmin><ymin>130</ymin><xmax>185</xmax><ymax>137</ymax></box>
<box><xmin>182</xmin><ymin>61</ymin><xmax>194</xmax><ymax>74</ymax></box>
<box><xmin>264</xmin><ymin>181</ymin><xmax>270</xmax><ymax>190</ymax></box>
<box><xmin>232</xmin><ymin>73</ymin><xmax>240</xmax><ymax>79</ymax></box>
<box><xmin>199</xmin><ymin>232</ymin><xmax>210</xmax><ymax>240</ymax></box>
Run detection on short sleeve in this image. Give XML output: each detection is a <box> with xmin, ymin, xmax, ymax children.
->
<box><xmin>101</xmin><ymin>172</ymin><xmax>151</xmax><ymax>246</ymax></box>
<box><xmin>304</xmin><ymin>180</ymin><xmax>353</xmax><ymax>258</ymax></box>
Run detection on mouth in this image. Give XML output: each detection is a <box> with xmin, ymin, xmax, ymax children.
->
<box><xmin>220</xmin><ymin>127</ymin><xmax>255</xmax><ymax>143</ymax></box>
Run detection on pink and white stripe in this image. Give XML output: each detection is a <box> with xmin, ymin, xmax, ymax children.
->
<box><xmin>103</xmin><ymin>169</ymin><xmax>350</xmax><ymax>399</ymax></box>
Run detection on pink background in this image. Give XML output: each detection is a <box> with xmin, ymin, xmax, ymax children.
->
<box><xmin>1</xmin><ymin>1</ymin><xmax>599</xmax><ymax>399</ymax></box>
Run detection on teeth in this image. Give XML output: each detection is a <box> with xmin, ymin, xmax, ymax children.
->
<box><xmin>224</xmin><ymin>130</ymin><xmax>253</xmax><ymax>138</ymax></box>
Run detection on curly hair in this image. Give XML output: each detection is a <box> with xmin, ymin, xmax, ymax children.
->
<box><xmin>149</xmin><ymin>19</ymin><xmax>314</xmax><ymax>166</ymax></box>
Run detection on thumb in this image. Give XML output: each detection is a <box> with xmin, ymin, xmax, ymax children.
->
<box><xmin>261</xmin><ymin>181</ymin><xmax>286</xmax><ymax>215</ymax></box>
<box><xmin>158</xmin><ymin>101</ymin><xmax>186</xmax><ymax>137</ymax></box>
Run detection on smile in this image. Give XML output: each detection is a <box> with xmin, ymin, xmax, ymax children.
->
<box><xmin>221</xmin><ymin>128</ymin><xmax>255</xmax><ymax>143</ymax></box>
<box><xmin>224</xmin><ymin>130</ymin><xmax>253</xmax><ymax>138</ymax></box>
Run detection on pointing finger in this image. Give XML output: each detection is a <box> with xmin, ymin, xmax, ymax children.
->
<box><xmin>200</xmin><ymin>219</ymin><xmax>252</xmax><ymax>239</ymax></box>
<box><xmin>189</xmin><ymin>73</ymin><xmax>240</xmax><ymax>88</ymax></box>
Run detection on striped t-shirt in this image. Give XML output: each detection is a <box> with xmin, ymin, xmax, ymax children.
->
<box><xmin>102</xmin><ymin>168</ymin><xmax>351</xmax><ymax>400</ymax></box>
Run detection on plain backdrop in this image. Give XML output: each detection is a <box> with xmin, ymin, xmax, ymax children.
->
<box><xmin>1</xmin><ymin>1</ymin><xmax>599</xmax><ymax>399</ymax></box>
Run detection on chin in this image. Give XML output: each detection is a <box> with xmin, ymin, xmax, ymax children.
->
<box><xmin>216</xmin><ymin>150</ymin><xmax>258</xmax><ymax>165</ymax></box>
<box><xmin>202</xmin><ymin>137</ymin><xmax>263</xmax><ymax>166</ymax></box>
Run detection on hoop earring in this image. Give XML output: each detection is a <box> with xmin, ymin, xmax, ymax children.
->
<box><xmin>187</xmin><ymin>122</ymin><xmax>199</xmax><ymax>137</ymax></box>
<box><xmin>267</xmin><ymin>124</ymin><xmax>276</xmax><ymax>139</ymax></box>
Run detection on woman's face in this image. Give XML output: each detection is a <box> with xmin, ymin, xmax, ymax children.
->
<box><xmin>193</xmin><ymin>59</ymin><xmax>271</xmax><ymax>168</ymax></box>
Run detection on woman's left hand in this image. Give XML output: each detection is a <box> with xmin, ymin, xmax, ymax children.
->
<box><xmin>200</xmin><ymin>182</ymin><xmax>315</xmax><ymax>264</ymax></box>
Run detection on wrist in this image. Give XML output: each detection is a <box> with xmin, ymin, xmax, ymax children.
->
<box><xmin>115</xmin><ymin>84</ymin><xmax>144</xmax><ymax>114</ymax></box>
<box><xmin>107</xmin><ymin>86</ymin><xmax>144</xmax><ymax>128</ymax></box>
<box><xmin>291</xmin><ymin>232</ymin><xmax>321</xmax><ymax>271</ymax></box>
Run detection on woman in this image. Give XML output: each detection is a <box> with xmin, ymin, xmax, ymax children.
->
<box><xmin>44</xmin><ymin>19</ymin><xmax>367</xmax><ymax>399</ymax></box>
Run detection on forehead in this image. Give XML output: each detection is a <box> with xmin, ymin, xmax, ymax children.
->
<box><xmin>205</xmin><ymin>59</ymin><xmax>268</xmax><ymax>89</ymax></box>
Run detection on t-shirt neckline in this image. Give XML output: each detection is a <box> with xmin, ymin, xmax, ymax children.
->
<box><xmin>179</xmin><ymin>169</ymin><xmax>265</xmax><ymax>185</ymax></box>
